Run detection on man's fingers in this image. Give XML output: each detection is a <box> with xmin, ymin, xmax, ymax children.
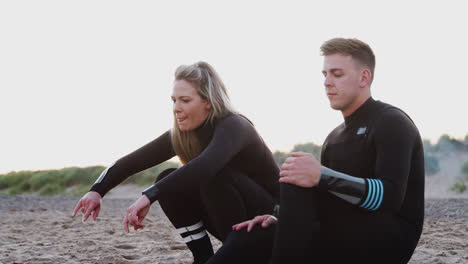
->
<box><xmin>291</xmin><ymin>152</ymin><xmax>309</xmax><ymax>157</ymax></box>
<box><xmin>280</xmin><ymin>163</ymin><xmax>293</xmax><ymax>171</ymax></box>
<box><xmin>279</xmin><ymin>170</ymin><xmax>292</xmax><ymax>177</ymax></box>
<box><xmin>279</xmin><ymin>176</ymin><xmax>296</xmax><ymax>185</ymax></box>
<box><xmin>72</xmin><ymin>200</ymin><xmax>83</xmax><ymax>217</ymax></box>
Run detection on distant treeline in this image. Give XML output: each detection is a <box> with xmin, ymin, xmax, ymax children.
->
<box><xmin>272</xmin><ymin>134</ymin><xmax>468</xmax><ymax>175</ymax></box>
<box><xmin>0</xmin><ymin>161</ymin><xmax>179</xmax><ymax>196</ymax></box>
<box><xmin>272</xmin><ymin>134</ymin><xmax>468</xmax><ymax>193</ymax></box>
<box><xmin>1</xmin><ymin>134</ymin><xmax>467</xmax><ymax>196</ymax></box>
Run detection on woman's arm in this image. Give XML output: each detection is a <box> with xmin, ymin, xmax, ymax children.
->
<box><xmin>90</xmin><ymin>130</ymin><xmax>175</xmax><ymax>197</ymax></box>
<box><xmin>143</xmin><ymin>115</ymin><xmax>256</xmax><ymax>203</ymax></box>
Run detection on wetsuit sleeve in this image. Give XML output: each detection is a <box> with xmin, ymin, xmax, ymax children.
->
<box><xmin>89</xmin><ymin>130</ymin><xmax>175</xmax><ymax>197</ymax></box>
<box><xmin>319</xmin><ymin>110</ymin><xmax>419</xmax><ymax>212</ymax></box>
<box><xmin>142</xmin><ymin>115</ymin><xmax>255</xmax><ymax>203</ymax></box>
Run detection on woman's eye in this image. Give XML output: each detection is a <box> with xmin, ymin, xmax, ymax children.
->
<box><xmin>182</xmin><ymin>99</ymin><xmax>190</xmax><ymax>103</ymax></box>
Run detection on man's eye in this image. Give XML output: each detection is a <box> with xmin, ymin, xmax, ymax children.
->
<box><xmin>182</xmin><ymin>99</ymin><xmax>190</xmax><ymax>103</ymax></box>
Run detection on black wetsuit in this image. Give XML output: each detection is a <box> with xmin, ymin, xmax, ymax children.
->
<box><xmin>312</xmin><ymin>97</ymin><xmax>424</xmax><ymax>263</ymax></box>
<box><xmin>90</xmin><ymin>113</ymin><xmax>280</xmax><ymax>263</ymax></box>
<box><xmin>208</xmin><ymin>98</ymin><xmax>425</xmax><ymax>264</ymax></box>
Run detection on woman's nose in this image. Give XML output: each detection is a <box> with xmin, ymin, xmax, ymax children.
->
<box><xmin>173</xmin><ymin>101</ymin><xmax>181</xmax><ymax>113</ymax></box>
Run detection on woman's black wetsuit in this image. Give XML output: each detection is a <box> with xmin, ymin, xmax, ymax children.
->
<box><xmin>89</xmin><ymin>113</ymin><xmax>280</xmax><ymax>263</ymax></box>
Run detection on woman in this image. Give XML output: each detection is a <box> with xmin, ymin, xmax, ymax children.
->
<box><xmin>72</xmin><ymin>61</ymin><xmax>280</xmax><ymax>263</ymax></box>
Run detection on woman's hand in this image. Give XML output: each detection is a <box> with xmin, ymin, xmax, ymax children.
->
<box><xmin>123</xmin><ymin>195</ymin><xmax>151</xmax><ymax>233</ymax></box>
<box><xmin>232</xmin><ymin>215</ymin><xmax>277</xmax><ymax>232</ymax></box>
<box><xmin>72</xmin><ymin>191</ymin><xmax>102</xmax><ymax>222</ymax></box>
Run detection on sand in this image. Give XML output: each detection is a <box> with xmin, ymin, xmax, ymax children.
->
<box><xmin>1</xmin><ymin>181</ymin><xmax>467</xmax><ymax>263</ymax></box>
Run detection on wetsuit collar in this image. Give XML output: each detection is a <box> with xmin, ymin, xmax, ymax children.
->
<box><xmin>344</xmin><ymin>97</ymin><xmax>376</xmax><ymax>128</ymax></box>
<box><xmin>194</xmin><ymin>117</ymin><xmax>216</xmax><ymax>147</ymax></box>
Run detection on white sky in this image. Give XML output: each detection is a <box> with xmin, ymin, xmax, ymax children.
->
<box><xmin>1</xmin><ymin>0</ymin><xmax>467</xmax><ymax>174</ymax></box>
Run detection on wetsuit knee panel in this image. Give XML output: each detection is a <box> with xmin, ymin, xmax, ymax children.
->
<box><xmin>155</xmin><ymin>168</ymin><xmax>178</xmax><ymax>184</ymax></box>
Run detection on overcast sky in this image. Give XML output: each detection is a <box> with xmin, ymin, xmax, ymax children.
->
<box><xmin>1</xmin><ymin>0</ymin><xmax>467</xmax><ymax>173</ymax></box>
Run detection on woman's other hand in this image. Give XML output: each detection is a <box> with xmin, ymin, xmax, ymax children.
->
<box><xmin>123</xmin><ymin>195</ymin><xmax>151</xmax><ymax>233</ymax></box>
<box><xmin>232</xmin><ymin>215</ymin><xmax>277</xmax><ymax>232</ymax></box>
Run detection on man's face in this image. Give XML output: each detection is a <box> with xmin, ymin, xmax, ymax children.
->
<box><xmin>322</xmin><ymin>53</ymin><xmax>364</xmax><ymax>117</ymax></box>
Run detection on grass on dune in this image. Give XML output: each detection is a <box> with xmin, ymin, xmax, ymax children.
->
<box><xmin>0</xmin><ymin>161</ymin><xmax>179</xmax><ymax>197</ymax></box>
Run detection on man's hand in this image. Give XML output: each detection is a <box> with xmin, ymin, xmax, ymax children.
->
<box><xmin>279</xmin><ymin>152</ymin><xmax>321</xmax><ymax>188</ymax></box>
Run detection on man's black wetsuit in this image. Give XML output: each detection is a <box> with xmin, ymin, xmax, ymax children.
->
<box><xmin>89</xmin><ymin>113</ymin><xmax>280</xmax><ymax>263</ymax></box>
<box><xmin>207</xmin><ymin>98</ymin><xmax>425</xmax><ymax>264</ymax></box>
<box><xmin>312</xmin><ymin>97</ymin><xmax>424</xmax><ymax>263</ymax></box>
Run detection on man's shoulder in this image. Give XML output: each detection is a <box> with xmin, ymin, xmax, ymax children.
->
<box><xmin>372</xmin><ymin>101</ymin><xmax>420</xmax><ymax>138</ymax></box>
<box><xmin>374</xmin><ymin>101</ymin><xmax>415</xmax><ymax>126</ymax></box>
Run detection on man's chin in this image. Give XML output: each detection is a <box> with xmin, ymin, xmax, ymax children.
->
<box><xmin>329</xmin><ymin>103</ymin><xmax>342</xmax><ymax>111</ymax></box>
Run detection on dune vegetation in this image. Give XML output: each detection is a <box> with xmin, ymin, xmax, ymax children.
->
<box><xmin>1</xmin><ymin>134</ymin><xmax>467</xmax><ymax>196</ymax></box>
<box><xmin>0</xmin><ymin>161</ymin><xmax>179</xmax><ymax>197</ymax></box>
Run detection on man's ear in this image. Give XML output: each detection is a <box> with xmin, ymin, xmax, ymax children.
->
<box><xmin>360</xmin><ymin>69</ymin><xmax>372</xmax><ymax>88</ymax></box>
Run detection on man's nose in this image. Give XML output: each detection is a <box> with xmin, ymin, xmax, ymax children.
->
<box><xmin>324</xmin><ymin>75</ymin><xmax>333</xmax><ymax>88</ymax></box>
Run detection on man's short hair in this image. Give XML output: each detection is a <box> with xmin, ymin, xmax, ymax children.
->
<box><xmin>320</xmin><ymin>38</ymin><xmax>375</xmax><ymax>82</ymax></box>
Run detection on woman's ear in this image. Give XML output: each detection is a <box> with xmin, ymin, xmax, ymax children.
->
<box><xmin>205</xmin><ymin>101</ymin><xmax>212</xmax><ymax>111</ymax></box>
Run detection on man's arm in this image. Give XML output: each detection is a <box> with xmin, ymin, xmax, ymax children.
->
<box><xmin>280</xmin><ymin>109</ymin><xmax>420</xmax><ymax>213</ymax></box>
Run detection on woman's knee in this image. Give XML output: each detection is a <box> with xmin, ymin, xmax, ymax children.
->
<box><xmin>154</xmin><ymin>167</ymin><xmax>178</xmax><ymax>184</ymax></box>
<box><xmin>199</xmin><ymin>167</ymin><xmax>236</xmax><ymax>195</ymax></box>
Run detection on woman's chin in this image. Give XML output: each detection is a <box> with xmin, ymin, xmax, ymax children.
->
<box><xmin>177</xmin><ymin>124</ymin><xmax>191</xmax><ymax>132</ymax></box>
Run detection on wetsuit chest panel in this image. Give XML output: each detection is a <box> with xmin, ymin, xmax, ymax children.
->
<box><xmin>325</xmin><ymin>126</ymin><xmax>375</xmax><ymax>179</ymax></box>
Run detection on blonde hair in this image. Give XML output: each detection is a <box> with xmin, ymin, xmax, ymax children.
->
<box><xmin>171</xmin><ymin>61</ymin><xmax>236</xmax><ymax>164</ymax></box>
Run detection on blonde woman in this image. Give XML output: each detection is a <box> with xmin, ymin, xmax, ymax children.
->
<box><xmin>72</xmin><ymin>61</ymin><xmax>280</xmax><ymax>263</ymax></box>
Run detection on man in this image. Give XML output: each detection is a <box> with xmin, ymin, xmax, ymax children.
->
<box><xmin>210</xmin><ymin>38</ymin><xmax>425</xmax><ymax>264</ymax></box>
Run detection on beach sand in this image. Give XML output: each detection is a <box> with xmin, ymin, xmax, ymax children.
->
<box><xmin>1</xmin><ymin>177</ymin><xmax>467</xmax><ymax>263</ymax></box>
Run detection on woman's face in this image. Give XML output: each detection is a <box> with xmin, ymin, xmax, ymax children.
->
<box><xmin>172</xmin><ymin>80</ymin><xmax>211</xmax><ymax>131</ymax></box>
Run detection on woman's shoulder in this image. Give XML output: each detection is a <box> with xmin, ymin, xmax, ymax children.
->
<box><xmin>215</xmin><ymin>113</ymin><xmax>255</xmax><ymax>130</ymax></box>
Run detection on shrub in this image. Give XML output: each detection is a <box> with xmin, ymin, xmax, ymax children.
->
<box><xmin>62</xmin><ymin>166</ymin><xmax>105</xmax><ymax>187</ymax></box>
<box><xmin>39</xmin><ymin>183</ymin><xmax>63</xmax><ymax>196</ymax></box>
<box><xmin>65</xmin><ymin>185</ymin><xmax>91</xmax><ymax>196</ymax></box>
<box><xmin>462</xmin><ymin>161</ymin><xmax>468</xmax><ymax>176</ymax></box>
<box><xmin>8</xmin><ymin>186</ymin><xmax>24</xmax><ymax>196</ymax></box>
<box><xmin>425</xmin><ymin>155</ymin><xmax>440</xmax><ymax>175</ymax></box>
<box><xmin>292</xmin><ymin>142</ymin><xmax>322</xmax><ymax>160</ymax></box>
<box><xmin>450</xmin><ymin>180</ymin><xmax>466</xmax><ymax>193</ymax></box>
<box><xmin>0</xmin><ymin>171</ymin><xmax>33</xmax><ymax>190</ymax></box>
<box><xmin>272</xmin><ymin>151</ymin><xmax>289</xmax><ymax>166</ymax></box>
<box><xmin>130</xmin><ymin>161</ymin><xmax>180</xmax><ymax>186</ymax></box>
<box><xmin>29</xmin><ymin>170</ymin><xmax>63</xmax><ymax>191</ymax></box>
